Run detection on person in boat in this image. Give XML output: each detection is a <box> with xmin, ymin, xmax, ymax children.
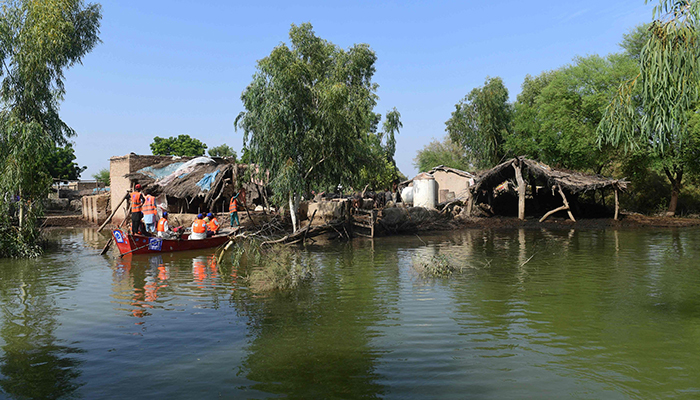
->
<box><xmin>190</xmin><ymin>213</ymin><xmax>207</xmax><ymax>240</ymax></box>
<box><xmin>130</xmin><ymin>184</ymin><xmax>147</xmax><ymax>235</ymax></box>
<box><xmin>229</xmin><ymin>191</ymin><xmax>240</xmax><ymax>227</ymax></box>
<box><xmin>156</xmin><ymin>211</ymin><xmax>176</xmax><ymax>239</ymax></box>
<box><xmin>142</xmin><ymin>189</ymin><xmax>157</xmax><ymax>234</ymax></box>
<box><xmin>206</xmin><ymin>212</ymin><xmax>220</xmax><ymax>236</ymax></box>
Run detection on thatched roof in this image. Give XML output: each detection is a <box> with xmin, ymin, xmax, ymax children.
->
<box><xmin>125</xmin><ymin>156</ymin><xmax>263</xmax><ymax>208</ymax></box>
<box><xmin>471</xmin><ymin>157</ymin><xmax>628</xmax><ymax>194</ymax></box>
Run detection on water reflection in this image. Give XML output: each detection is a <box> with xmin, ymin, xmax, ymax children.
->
<box><xmin>0</xmin><ymin>259</ymin><xmax>84</xmax><ymax>398</ymax></box>
<box><xmin>237</xmin><ymin>240</ymin><xmax>398</xmax><ymax>398</ymax></box>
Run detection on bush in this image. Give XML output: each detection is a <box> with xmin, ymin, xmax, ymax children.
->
<box><xmin>229</xmin><ymin>241</ymin><xmax>316</xmax><ymax>292</ymax></box>
<box><xmin>413</xmin><ymin>254</ymin><xmax>461</xmax><ymax>278</ymax></box>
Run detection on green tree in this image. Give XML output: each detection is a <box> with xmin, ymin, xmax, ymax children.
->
<box><xmin>150</xmin><ymin>134</ymin><xmax>207</xmax><ymax>156</ymax></box>
<box><xmin>208</xmin><ymin>144</ymin><xmax>237</xmax><ymax>160</ymax></box>
<box><xmin>446</xmin><ymin>77</ymin><xmax>512</xmax><ymax>168</ymax></box>
<box><xmin>45</xmin><ymin>143</ymin><xmax>86</xmax><ymax>181</ymax></box>
<box><xmin>92</xmin><ymin>168</ymin><xmax>110</xmax><ymax>186</ymax></box>
<box><xmin>0</xmin><ymin>0</ymin><xmax>101</xmax><ymax>257</ymax></box>
<box><xmin>598</xmin><ymin>0</ymin><xmax>700</xmax><ymax>215</ymax></box>
<box><xmin>508</xmin><ymin>54</ymin><xmax>638</xmax><ymax>172</ymax></box>
<box><xmin>414</xmin><ymin>136</ymin><xmax>470</xmax><ymax>173</ymax></box>
<box><xmin>236</xmin><ymin>23</ymin><xmax>401</xmax><ymax>231</ymax></box>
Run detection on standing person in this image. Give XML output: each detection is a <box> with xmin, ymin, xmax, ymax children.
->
<box><xmin>229</xmin><ymin>191</ymin><xmax>240</xmax><ymax>227</ymax></box>
<box><xmin>190</xmin><ymin>214</ymin><xmax>207</xmax><ymax>240</ymax></box>
<box><xmin>130</xmin><ymin>184</ymin><xmax>146</xmax><ymax>235</ymax></box>
<box><xmin>206</xmin><ymin>212</ymin><xmax>220</xmax><ymax>234</ymax></box>
<box><xmin>142</xmin><ymin>190</ymin><xmax>157</xmax><ymax>233</ymax></box>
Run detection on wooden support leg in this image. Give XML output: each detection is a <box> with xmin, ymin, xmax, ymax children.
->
<box><xmin>539</xmin><ymin>184</ymin><xmax>575</xmax><ymax>222</ymax></box>
<box><xmin>513</xmin><ymin>162</ymin><xmax>526</xmax><ymax>220</ymax></box>
<box><xmin>614</xmin><ymin>189</ymin><xmax>619</xmax><ymax>221</ymax></box>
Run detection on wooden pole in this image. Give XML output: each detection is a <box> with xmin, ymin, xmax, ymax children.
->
<box><xmin>614</xmin><ymin>189</ymin><xmax>619</xmax><ymax>221</ymax></box>
<box><xmin>100</xmin><ymin>205</ymin><xmax>131</xmax><ymax>255</ymax></box>
<box><xmin>513</xmin><ymin>161</ymin><xmax>526</xmax><ymax>220</ymax></box>
<box><xmin>97</xmin><ymin>193</ymin><xmax>129</xmax><ymax>232</ymax></box>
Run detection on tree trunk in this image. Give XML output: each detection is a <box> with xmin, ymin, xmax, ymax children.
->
<box><xmin>512</xmin><ymin>162</ymin><xmax>525</xmax><ymax>220</ymax></box>
<box><xmin>664</xmin><ymin>167</ymin><xmax>683</xmax><ymax>216</ymax></box>
<box><xmin>18</xmin><ymin>187</ymin><xmax>24</xmax><ymax>229</ymax></box>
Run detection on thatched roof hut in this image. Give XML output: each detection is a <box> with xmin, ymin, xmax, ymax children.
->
<box><xmin>469</xmin><ymin>157</ymin><xmax>628</xmax><ymax>221</ymax></box>
<box><xmin>124</xmin><ymin>156</ymin><xmax>268</xmax><ymax>213</ymax></box>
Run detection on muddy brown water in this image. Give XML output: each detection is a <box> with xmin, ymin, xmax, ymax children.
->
<box><xmin>0</xmin><ymin>227</ymin><xmax>699</xmax><ymax>399</ymax></box>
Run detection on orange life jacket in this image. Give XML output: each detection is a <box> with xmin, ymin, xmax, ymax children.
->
<box><xmin>192</xmin><ymin>219</ymin><xmax>207</xmax><ymax>233</ymax></box>
<box><xmin>229</xmin><ymin>197</ymin><xmax>238</xmax><ymax>212</ymax></box>
<box><xmin>131</xmin><ymin>191</ymin><xmax>143</xmax><ymax>213</ymax></box>
<box><xmin>157</xmin><ymin>218</ymin><xmax>168</xmax><ymax>232</ymax></box>
<box><xmin>207</xmin><ymin>218</ymin><xmax>220</xmax><ymax>233</ymax></box>
<box><xmin>143</xmin><ymin>195</ymin><xmax>156</xmax><ymax>215</ymax></box>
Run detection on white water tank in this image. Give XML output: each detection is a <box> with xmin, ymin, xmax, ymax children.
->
<box><xmin>413</xmin><ymin>173</ymin><xmax>437</xmax><ymax>209</ymax></box>
<box><xmin>401</xmin><ymin>186</ymin><xmax>414</xmax><ymax>205</ymax></box>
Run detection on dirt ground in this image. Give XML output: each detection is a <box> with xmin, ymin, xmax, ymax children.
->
<box><xmin>41</xmin><ymin>211</ymin><xmax>700</xmax><ymax>232</ymax></box>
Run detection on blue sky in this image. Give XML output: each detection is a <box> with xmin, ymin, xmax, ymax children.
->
<box><xmin>62</xmin><ymin>0</ymin><xmax>651</xmax><ymax>180</ymax></box>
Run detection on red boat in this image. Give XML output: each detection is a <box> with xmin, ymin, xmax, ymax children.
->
<box><xmin>110</xmin><ymin>228</ymin><xmax>230</xmax><ymax>256</ymax></box>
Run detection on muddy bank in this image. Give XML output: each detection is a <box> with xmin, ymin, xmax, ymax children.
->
<box><xmin>454</xmin><ymin>213</ymin><xmax>700</xmax><ymax>230</ymax></box>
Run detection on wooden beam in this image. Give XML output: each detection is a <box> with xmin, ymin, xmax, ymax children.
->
<box><xmin>614</xmin><ymin>189</ymin><xmax>619</xmax><ymax>221</ymax></box>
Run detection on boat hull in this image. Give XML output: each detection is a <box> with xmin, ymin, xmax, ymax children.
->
<box><xmin>110</xmin><ymin>229</ymin><xmax>229</xmax><ymax>256</ymax></box>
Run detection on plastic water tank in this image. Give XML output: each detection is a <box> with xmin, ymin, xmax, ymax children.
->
<box><xmin>401</xmin><ymin>186</ymin><xmax>414</xmax><ymax>205</ymax></box>
<box><xmin>413</xmin><ymin>173</ymin><xmax>437</xmax><ymax>209</ymax></box>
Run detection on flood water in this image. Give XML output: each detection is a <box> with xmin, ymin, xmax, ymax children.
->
<box><xmin>0</xmin><ymin>227</ymin><xmax>699</xmax><ymax>399</ymax></box>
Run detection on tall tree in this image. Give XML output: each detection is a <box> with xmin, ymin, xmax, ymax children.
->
<box><xmin>45</xmin><ymin>143</ymin><xmax>86</xmax><ymax>181</ymax></box>
<box><xmin>508</xmin><ymin>54</ymin><xmax>639</xmax><ymax>172</ymax></box>
<box><xmin>446</xmin><ymin>77</ymin><xmax>511</xmax><ymax>168</ymax></box>
<box><xmin>150</xmin><ymin>134</ymin><xmax>207</xmax><ymax>157</ymax></box>
<box><xmin>598</xmin><ymin>0</ymin><xmax>700</xmax><ymax>215</ymax></box>
<box><xmin>236</xmin><ymin>23</ymin><xmax>401</xmax><ymax>231</ymax></box>
<box><xmin>0</xmin><ymin>0</ymin><xmax>101</xmax><ymax>257</ymax></box>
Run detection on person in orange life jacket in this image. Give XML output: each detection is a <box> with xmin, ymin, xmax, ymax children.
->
<box><xmin>229</xmin><ymin>191</ymin><xmax>240</xmax><ymax>227</ymax></box>
<box><xmin>206</xmin><ymin>212</ymin><xmax>220</xmax><ymax>236</ymax></box>
<box><xmin>189</xmin><ymin>213</ymin><xmax>207</xmax><ymax>240</ymax></box>
<box><xmin>130</xmin><ymin>184</ymin><xmax>147</xmax><ymax>235</ymax></box>
<box><xmin>156</xmin><ymin>211</ymin><xmax>176</xmax><ymax>239</ymax></box>
<box><xmin>142</xmin><ymin>189</ymin><xmax>158</xmax><ymax>233</ymax></box>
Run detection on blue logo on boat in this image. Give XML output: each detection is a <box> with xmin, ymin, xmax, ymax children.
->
<box><xmin>148</xmin><ymin>238</ymin><xmax>163</xmax><ymax>251</ymax></box>
<box><xmin>113</xmin><ymin>230</ymin><xmax>125</xmax><ymax>244</ymax></box>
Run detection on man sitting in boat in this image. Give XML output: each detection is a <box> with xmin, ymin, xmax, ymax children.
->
<box><xmin>190</xmin><ymin>214</ymin><xmax>207</xmax><ymax>240</ymax></box>
<box><xmin>156</xmin><ymin>211</ymin><xmax>177</xmax><ymax>239</ymax></box>
<box><xmin>206</xmin><ymin>212</ymin><xmax>220</xmax><ymax>236</ymax></box>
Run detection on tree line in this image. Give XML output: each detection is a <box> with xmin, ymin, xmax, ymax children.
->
<box><xmin>416</xmin><ymin>1</ymin><xmax>700</xmax><ymax>216</ymax></box>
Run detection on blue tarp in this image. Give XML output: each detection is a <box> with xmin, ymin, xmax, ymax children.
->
<box><xmin>196</xmin><ymin>169</ymin><xmax>219</xmax><ymax>192</ymax></box>
<box><xmin>137</xmin><ymin>162</ymin><xmax>185</xmax><ymax>180</ymax></box>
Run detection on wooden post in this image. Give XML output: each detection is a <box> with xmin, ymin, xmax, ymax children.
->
<box><xmin>513</xmin><ymin>161</ymin><xmax>526</xmax><ymax>220</ymax></box>
<box><xmin>614</xmin><ymin>189</ymin><xmax>619</xmax><ymax>221</ymax></box>
<box><xmin>466</xmin><ymin>191</ymin><xmax>473</xmax><ymax>216</ymax></box>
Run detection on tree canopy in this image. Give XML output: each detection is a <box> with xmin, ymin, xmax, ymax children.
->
<box><xmin>46</xmin><ymin>143</ymin><xmax>86</xmax><ymax>181</ymax></box>
<box><xmin>92</xmin><ymin>168</ymin><xmax>110</xmax><ymax>186</ymax></box>
<box><xmin>445</xmin><ymin>77</ymin><xmax>511</xmax><ymax>168</ymax></box>
<box><xmin>208</xmin><ymin>144</ymin><xmax>237</xmax><ymax>160</ymax></box>
<box><xmin>598</xmin><ymin>0</ymin><xmax>700</xmax><ymax>215</ymax></box>
<box><xmin>150</xmin><ymin>134</ymin><xmax>207</xmax><ymax>157</ymax></box>
<box><xmin>414</xmin><ymin>136</ymin><xmax>470</xmax><ymax>173</ymax></box>
<box><xmin>236</xmin><ymin>23</ymin><xmax>401</xmax><ymax>229</ymax></box>
<box><xmin>0</xmin><ymin>0</ymin><xmax>101</xmax><ymax>257</ymax></box>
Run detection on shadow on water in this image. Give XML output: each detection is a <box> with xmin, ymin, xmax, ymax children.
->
<box><xmin>0</xmin><ymin>256</ymin><xmax>85</xmax><ymax>399</ymax></box>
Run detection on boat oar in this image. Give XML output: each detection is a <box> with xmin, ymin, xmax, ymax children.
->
<box><xmin>100</xmin><ymin>206</ymin><xmax>132</xmax><ymax>256</ymax></box>
<box><xmin>119</xmin><ymin>242</ymin><xmax>151</xmax><ymax>258</ymax></box>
